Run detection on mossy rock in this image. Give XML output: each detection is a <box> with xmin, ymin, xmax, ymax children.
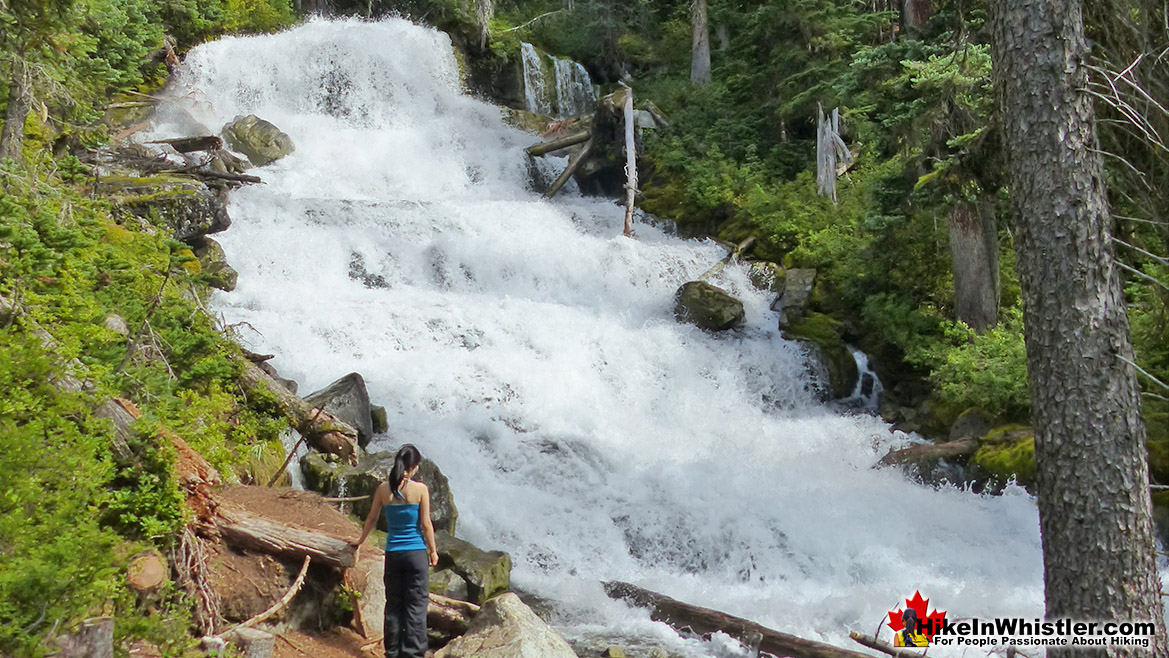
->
<box><xmin>300</xmin><ymin>450</ymin><xmax>458</xmax><ymax>535</ymax></box>
<box><xmin>370</xmin><ymin>405</ymin><xmax>389</xmax><ymax>435</ymax></box>
<box><xmin>500</xmin><ymin>107</ymin><xmax>552</xmax><ymax>134</ymax></box>
<box><xmin>673</xmin><ymin>281</ymin><xmax>745</xmax><ymax>331</ymax></box>
<box><xmin>777</xmin><ymin>268</ymin><xmax>816</xmax><ymax>327</ymax></box>
<box><xmin>783</xmin><ymin>312</ymin><xmax>858</xmax><ymax>399</ymax></box>
<box><xmin>434</xmin><ymin>531</ymin><xmax>511</xmax><ymax>605</ymax></box>
<box><xmin>193</xmin><ymin>237</ymin><xmax>238</xmax><ymax>292</ymax></box>
<box><xmin>104</xmin><ymin>176</ymin><xmax>230</xmax><ymax>244</ymax></box>
<box><xmin>950</xmin><ymin>407</ymin><xmax>995</xmax><ymax>441</ymax></box>
<box><xmin>429</xmin><ymin>568</ymin><xmax>471</xmax><ymax>601</ymax></box>
<box><xmin>222</xmin><ymin>115</ymin><xmax>294</xmax><ymax>167</ymax></box>
<box><xmin>971</xmin><ymin>425</ymin><xmax>1036</xmax><ymax>490</ymax></box>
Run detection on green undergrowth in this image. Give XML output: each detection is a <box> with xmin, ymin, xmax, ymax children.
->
<box><xmin>0</xmin><ymin>161</ymin><xmax>287</xmax><ymax>655</ymax></box>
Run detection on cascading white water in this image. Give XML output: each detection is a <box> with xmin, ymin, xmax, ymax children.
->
<box><xmin>154</xmin><ymin>19</ymin><xmax>1050</xmax><ymax>655</ymax></box>
<box><xmin>522</xmin><ymin>41</ymin><xmax>596</xmax><ymax>118</ymax></box>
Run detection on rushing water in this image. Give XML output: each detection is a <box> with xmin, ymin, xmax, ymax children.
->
<box><xmin>153</xmin><ymin>18</ymin><xmax>1046</xmax><ymax>656</ymax></box>
<box><xmin>521</xmin><ymin>41</ymin><xmax>596</xmax><ymax>118</ymax></box>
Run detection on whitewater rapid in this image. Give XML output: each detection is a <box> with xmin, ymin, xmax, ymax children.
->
<box><xmin>153</xmin><ymin>19</ymin><xmax>1045</xmax><ymax>656</ymax></box>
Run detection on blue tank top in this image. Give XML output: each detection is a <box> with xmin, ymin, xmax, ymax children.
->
<box><xmin>384</xmin><ymin>503</ymin><xmax>427</xmax><ymax>552</ymax></box>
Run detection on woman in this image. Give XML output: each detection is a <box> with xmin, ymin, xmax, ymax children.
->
<box><xmin>352</xmin><ymin>445</ymin><xmax>440</xmax><ymax>658</ymax></box>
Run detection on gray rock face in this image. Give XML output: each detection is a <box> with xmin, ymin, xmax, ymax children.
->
<box><xmin>103</xmin><ymin>313</ymin><xmax>130</xmax><ymax>336</ymax></box>
<box><xmin>777</xmin><ymin>268</ymin><xmax>816</xmax><ymax>327</ymax></box>
<box><xmin>435</xmin><ymin>531</ymin><xmax>511</xmax><ymax>604</ymax></box>
<box><xmin>673</xmin><ymin>281</ymin><xmax>745</xmax><ymax>331</ymax></box>
<box><xmin>433</xmin><ymin>593</ymin><xmax>577</xmax><ymax>658</ymax></box>
<box><xmin>370</xmin><ymin>404</ymin><xmax>389</xmax><ymax>434</ymax></box>
<box><xmin>429</xmin><ymin>568</ymin><xmax>471</xmax><ymax>601</ymax></box>
<box><xmin>300</xmin><ymin>450</ymin><xmax>458</xmax><ymax>535</ymax></box>
<box><xmin>305</xmin><ymin>373</ymin><xmax>374</xmax><ymax>447</ymax></box>
<box><xmin>747</xmin><ymin>261</ymin><xmax>786</xmax><ymax>293</ymax></box>
<box><xmin>950</xmin><ymin>407</ymin><xmax>995</xmax><ymax>441</ymax></box>
<box><xmin>194</xmin><ymin>237</ymin><xmax>238</xmax><ymax>292</ymax></box>
<box><xmin>222</xmin><ymin>115</ymin><xmax>295</xmax><ymax>167</ymax></box>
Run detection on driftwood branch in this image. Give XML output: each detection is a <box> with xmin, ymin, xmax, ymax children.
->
<box><xmin>848</xmin><ymin>631</ymin><xmax>927</xmax><ymax>658</ymax></box>
<box><xmin>621</xmin><ymin>85</ymin><xmax>638</xmax><ymax>237</ymax></box>
<box><xmin>604</xmin><ymin>581</ymin><xmax>874</xmax><ymax>658</ymax></box>
<box><xmin>699</xmin><ymin>236</ymin><xmax>756</xmax><ymax>281</ymax></box>
<box><xmin>216</xmin><ymin>508</ymin><xmax>356</xmax><ymax>569</ymax></box>
<box><xmin>526</xmin><ymin>130</ymin><xmax>591</xmax><ymax>156</ymax></box>
<box><xmin>544</xmin><ymin>138</ymin><xmax>593</xmax><ymax>199</ymax></box>
<box><xmin>235</xmin><ymin>555</ymin><xmax>311</xmax><ymax>630</ymax></box>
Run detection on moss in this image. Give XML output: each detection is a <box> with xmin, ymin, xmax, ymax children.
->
<box><xmin>972</xmin><ymin>425</ymin><xmax>1036</xmax><ymax>489</ymax></box>
<box><xmin>783</xmin><ymin>312</ymin><xmax>858</xmax><ymax>398</ymax></box>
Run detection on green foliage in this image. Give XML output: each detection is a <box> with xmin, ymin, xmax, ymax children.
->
<box><xmin>929</xmin><ymin>309</ymin><xmax>1030</xmax><ymax>420</ymax></box>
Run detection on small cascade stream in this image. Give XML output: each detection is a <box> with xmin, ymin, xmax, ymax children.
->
<box><xmin>151</xmin><ymin>18</ymin><xmax>1047</xmax><ymax>656</ymax></box>
<box><xmin>521</xmin><ymin>41</ymin><xmax>597</xmax><ymax>118</ymax></box>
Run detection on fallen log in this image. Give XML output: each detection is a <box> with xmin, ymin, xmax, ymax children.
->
<box><xmin>525</xmin><ymin>129</ymin><xmax>591</xmax><ymax>156</ymax></box>
<box><xmin>544</xmin><ymin>138</ymin><xmax>593</xmax><ymax>199</ymax></box>
<box><xmin>621</xmin><ymin>85</ymin><xmax>637</xmax><ymax>238</ymax></box>
<box><xmin>604</xmin><ymin>581</ymin><xmax>875</xmax><ymax>658</ymax></box>
<box><xmin>848</xmin><ymin>632</ymin><xmax>926</xmax><ymax>658</ymax></box>
<box><xmin>428</xmin><ymin>592</ymin><xmax>480</xmax><ymax>636</ymax></box>
<box><xmin>643</xmin><ymin>100</ymin><xmax>670</xmax><ymax>128</ymax></box>
<box><xmin>699</xmin><ymin>235</ymin><xmax>756</xmax><ymax>281</ymax></box>
<box><xmin>238</xmin><ymin>359</ymin><xmax>360</xmax><ymax>463</ymax></box>
<box><xmin>876</xmin><ymin>437</ymin><xmax>978</xmax><ymax>468</ymax></box>
<box><xmin>148</xmin><ymin>136</ymin><xmax>224</xmax><ymax>153</ymax></box>
<box><xmin>216</xmin><ymin>508</ymin><xmax>356</xmax><ymax>569</ymax></box>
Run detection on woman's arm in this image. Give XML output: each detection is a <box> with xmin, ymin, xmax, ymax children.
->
<box><xmin>353</xmin><ymin>483</ymin><xmax>388</xmax><ymax>548</ymax></box>
<box><xmin>418</xmin><ymin>484</ymin><xmax>439</xmax><ymax>567</ymax></box>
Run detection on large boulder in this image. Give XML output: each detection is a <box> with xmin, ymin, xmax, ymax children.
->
<box><xmin>429</xmin><ymin>568</ymin><xmax>471</xmax><ymax>601</ymax></box>
<box><xmin>300</xmin><ymin>450</ymin><xmax>458</xmax><ymax>535</ymax></box>
<box><xmin>782</xmin><ymin>312</ymin><xmax>858</xmax><ymax>399</ymax></box>
<box><xmin>193</xmin><ymin>237</ymin><xmax>238</xmax><ymax>292</ymax></box>
<box><xmin>433</xmin><ymin>593</ymin><xmax>577</xmax><ymax>658</ymax></box>
<box><xmin>222</xmin><ymin>115</ymin><xmax>295</xmax><ymax>167</ymax></box>
<box><xmin>103</xmin><ymin>176</ymin><xmax>230</xmax><ymax>245</ymax></box>
<box><xmin>305</xmin><ymin>373</ymin><xmax>375</xmax><ymax>447</ymax></box>
<box><xmin>776</xmin><ymin>268</ymin><xmax>816</xmax><ymax>327</ymax></box>
<box><xmin>435</xmin><ymin>531</ymin><xmax>511</xmax><ymax>605</ymax></box>
<box><xmin>673</xmin><ymin>281</ymin><xmax>745</xmax><ymax>331</ymax></box>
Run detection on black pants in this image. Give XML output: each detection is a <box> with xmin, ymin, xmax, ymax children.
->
<box><xmin>384</xmin><ymin>549</ymin><xmax>429</xmax><ymax>658</ymax></box>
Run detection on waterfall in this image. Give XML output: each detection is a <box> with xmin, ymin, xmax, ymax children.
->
<box><xmin>522</xmin><ymin>42</ymin><xmax>597</xmax><ymax>118</ymax></box>
<box><xmin>152</xmin><ymin>19</ymin><xmax>1047</xmax><ymax>655</ymax></box>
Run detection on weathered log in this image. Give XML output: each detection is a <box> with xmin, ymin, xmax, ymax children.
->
<box><xmin>643</xmin><ymin>100</ymin><xmax>670</xmax><ymax>128</ymax></box>
<box><xmin>428</xmin><ymin>592</ymin><xmax>480</xmax><ymax>636</ymax></box>
<box><xmin>127</xmin><ymin>552</ymin><xmax>168</xmax><ymax>592</ymax></box>
<box><xmin>604</xmin><ymin>581</ymin><xmax>874</xmax><ymax>658</ymax></box>
<box><xmin>148</xmin><ymin>136</ymin><xmax>224</xmax><ymax>153</ymax></box>
<box><xmin>621</xmin><ymin>85</ymin><xmax>638</xmax><ymax>237</ymax></box>
<box><xmin>876</xmin><ymin>437</ymin><xmax>978</xmax><ymax>468</ymax></box>
<box><xmin>699</xmin><ymin>236</ymin><xmax>756</xmax><ymax>281</ymax></box>
<box><xmin>216</xmin><ymin>508</ymin><xmax>356</xmax><ymax>569</ymax></box>
<box><xmin>544</xmin><ymin>138</ymin><xmax>593</xmax><ymax>199</ymax></box>
<box><xmin>238</xmin><ymin>359</ymin><xmax>360</xmax><ymax>463</ymax></box>
<box><xmin>525</xmin><ymin>130</ymin><xmax>591</xmax><ymax>156</ymax></box>
<box><xmin>848</xmin><ymin>631</ymin><xmax>927</xmax><ymax>658</ymax></box>
<box><xmin>156</xmin><ymin>167</ymin><xmax>264</xmax><ymax>185</ymax></box>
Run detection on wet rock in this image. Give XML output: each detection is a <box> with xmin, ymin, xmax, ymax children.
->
<box><xmin>433</xmin><ymin>592</ymin><xmax>576</xmax><ymax>658</ymax></box>
<box><xmin>782</xmin><ymin>312</ymin><xmax>858</xmax><ymax>399</ymax></box>
<box><xmin>300</xmin><ymin>450</ymin><xmax>458</xmax><ymax>535</ymax></box>
<box><xmin>776</xmin><ymin>268</ymin><xmax>816</xmax><ymax>327</ymax></box>
<box><xmin>971</xmin><ymin>425</ymin><xmax>1036</xmax><ymax>492</ymax></box>
<box><xmin>305</xmin><ymin>373</ymin><xmax>374</xmax><ymax>447</ymax></box>
<box><xmin>371</xmin><ymin>404</ymin><xmax>389</xmax><ymax>434</ymax></box>
<box><xmin>104</xmin><ymin>176</ymin><xmax>231</xmax><ymax>245</ymax></box>
<box><xmin>673</xmin><ymin>281</ymin><xmax>745</xmax><ymax>331</ymax></box>
<box><xmin>193</xmin><ymin>237</ymin><xmax>238</xmax><ymax>292</ymax></box>
<box><xmin>950</xmin><ymin>407</ymin><xmax>994</xmax><ymax>441</ymax></box>
<box><xmin>746</xmin><ymin>261</ymin><xmax>785</xmax><ymax>293</ymax></box>
<box><xmin>435</xmin><ymin>531</ymin><xmax>511</xmax><ymax>604</ymax></box>
<box><xmin>429</xmin><ymin>568</ymin><xmax>471</xmax><ymax>601</ymax></box>
<box><xmin>500</xmin><ymin>107</ymin><xmax>552</xmax><ymax>134</ymax></box>
<box><xmin>222</xmin><ymin>114</ymin><xmax>295</xmax><ymax>167</ymax></box>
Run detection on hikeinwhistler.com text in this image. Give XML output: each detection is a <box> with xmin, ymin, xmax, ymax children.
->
<box><xmin>923</xmin><ymin>618</ymin><xmax>1155</xmax><ymax>649</ymax></box>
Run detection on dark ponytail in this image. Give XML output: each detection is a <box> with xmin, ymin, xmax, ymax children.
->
<box><xmin>389</xmin><ymin>444</ymin><xmax>422</xmax><ymax>500</ymax></box>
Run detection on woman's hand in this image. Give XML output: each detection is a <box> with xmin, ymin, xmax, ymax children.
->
<box><xmin>429</xmin><ymin>548</ymin><xmax>439</xmax><ymax>567</ymax></box>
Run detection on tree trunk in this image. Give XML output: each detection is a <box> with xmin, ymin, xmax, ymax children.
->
<box><xmin>900</xmin><ymin>0</ymin><xmax>933</xmax><ymax>33</ymax></box>
<box><xmin>989</xmin><ymin>0</ymin><xmax>1168</xmax><ymax>655</ymax></box>
<box><xmin>0</xmin><ymin>58</ymin><xmax>31</xmax><ymax>164</ymax></box>
<box><xmin>215</xmin><ymin>508</ymin><xmax>356</xmax><ymax>569</ymax></box>
<box><xmin>690</xmin><ymin>0</ymin><xmax>711</xmax><ymax>85</ymax></box>
<box><xmin>947</xmin><ymin>202</ymin><xmax>999</xmax><ymax>331</ymax></box>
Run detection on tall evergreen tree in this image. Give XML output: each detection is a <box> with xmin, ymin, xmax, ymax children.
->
<box><xmin>989</xmin><ymin>0</ymin><xmax>1168</xmax><ymax>655</ymax></box>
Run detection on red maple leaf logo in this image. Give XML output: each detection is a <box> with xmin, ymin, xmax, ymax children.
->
<box><xmin>887</xmin><ymin>591</ymin><xmax>947</xmax><ymax>641</ymax></box>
